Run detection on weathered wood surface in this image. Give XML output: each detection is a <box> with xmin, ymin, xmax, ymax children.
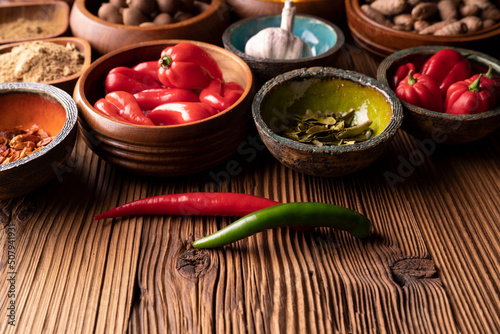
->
<box><xmin>1</xmin><ymin>42</ymin><xmax>500</xmax><ymax>334</ymax></box>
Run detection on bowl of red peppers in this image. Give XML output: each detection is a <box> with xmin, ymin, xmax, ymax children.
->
<box><xmin>73</xmin><ymin>39</ymin><xmax>254</xmax><ymax>177</ymax></box>
<box><xmin>378</xmin><ymin>46</ymin><xmax>500</xmax><ymax>144</ymax></box>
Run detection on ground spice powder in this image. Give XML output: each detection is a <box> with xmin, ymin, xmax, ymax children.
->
<box><xmin>0</xmin><ymin>41</ymin><xmax>84</xmax><ymax>83</ymax></box>
<box><xmin>0</xmin><ymin>18</ymin><xmax>61</xmax><ymax>41</ymax></box>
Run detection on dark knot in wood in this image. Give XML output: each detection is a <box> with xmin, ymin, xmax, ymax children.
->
<box><xmin>176</xmin><ymin>249</ymin><xmax>210</xmax><ymax>279</ymax></box>
<box><xmin>390</xmin><ymin>258</ymin><xmax>438</xmax><ymax>287</ymax></box>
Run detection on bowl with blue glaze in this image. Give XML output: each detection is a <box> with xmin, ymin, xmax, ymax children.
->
<box><xmin>223</xmin><ymin>14</ymin><xmax>345</xmax><ymax>84</ymax></box>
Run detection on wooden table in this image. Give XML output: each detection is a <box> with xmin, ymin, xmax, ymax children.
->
<box><xmin>1</xmin><ymin>37</ymin><xmax>500</xmax><ymax>334</ymax></box>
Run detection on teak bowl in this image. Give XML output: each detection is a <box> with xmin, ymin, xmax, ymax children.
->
<box><xmin>73</xmin><ymin>39</ymin><xmax>255</xmax><ymax>177</ymax></box>
<box><xmin>223</xmin><ymin>14</ymin><xmax>345</xmax><ymax>84</ymax></box>
<box><xmin>252</xmin><ymin>67</ymin><xmax>403</xmax><ymax>177</ymax></box>
<box><xmin>0</xmin><ymin>1</ymin><xmax>70</xmax><ymax>44</ymax></box>
<box><xmin>377</xmin><ymin>46</ymin><xmax>500</xmax><ymax>144</ymax></box>
<box><xmin>0</xmin><ymin>37</ymin><xmax>92</xmax><ymax>95</ymax></box>
<box><xmin>345</xmin><ymin>0</ymin><xmax>500</xmax><ymax>57</ymax></box>
<box><xmin>69</xmin><ymin>0</ymin><xmax>231</xmax><ymax>55</ymax></box>
<box><xmin>0</xmin><ymin>82</ymin><xmax>78</xmax><ymax>199</ymax></box>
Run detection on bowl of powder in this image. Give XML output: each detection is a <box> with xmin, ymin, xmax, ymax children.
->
<box><xmin>0</xmin><ymin>37</ymin><xmax>92</xmax><ymax>94</ymax></box>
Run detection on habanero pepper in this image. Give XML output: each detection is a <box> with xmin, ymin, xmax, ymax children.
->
<box><xmin>158</xmin><ymin>42</ymin><xmax>224</xmax><ymax>89</ymax></box>
<box><xmin>199</xmin><ymin>78</ymin><xmax>244</xmax><ymax>111</ymax></box>
<box><xmin>133</xmin><ymin>88</ymin><xmax>199</xmax><ymax>111</ymax></box>
<box><xmin>192</xmin><ymin>202</ymin><xmax>372</xmax><ymax>249</ymax></box>
<box><xmin>395</xmin><ymin>70</ymin><xmax>444</xmax><ymax>113</ymax></box>
<box><xmin>102</xmin><ymin>91</ymin><xmax>155</xmax><ymax>125</ymax></box>
<box><xmin>445</xmin><ymin>74</ymin><xmax>496</xmax><ymax>115</ymax></box>
<box><xmin>147</xmin><ymin>102</ymin><xmax>218</xmax><ymax>125</ymax></box>
<box><xmin>105</xmin><ymin>66</ymin><xmax>162</xmax><ymax>94</ymax></box>
<box><xmin>392</xmin><ymin>62</ymin><xmax>416</xmax><ymax>90</ymax></box>
<box><xmin>420</xmin><ymin>48</ymin><xmax>472</xmax><ymax>97</ymax></box>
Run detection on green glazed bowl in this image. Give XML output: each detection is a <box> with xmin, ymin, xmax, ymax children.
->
<box><xmin>252</xmin><ymin>67</ymin><xmax>403</xmax><ymax>177</ymax></box>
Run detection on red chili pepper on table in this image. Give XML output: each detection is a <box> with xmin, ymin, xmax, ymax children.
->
<box><xmin>392</xmin><ymin>62</ymin><xmax>416</xmax><ymax>90</ymax></box>
<box><xmin>395</xmin><ymin>70</ymin><xmax>445</xmax><ymax>112</ymax></box>
<box><xmin>157</xmin><ymin>42</ymin><xmax>224</xmax><ymax>89</ymax></box>
<box><xmin>105</xmin><ymin>66</ymin><xmax>162</xmax><ymax>94</ymax></box>
<box><xmin>147</xmin><ymin>102</ymin><xmax>218</xmax><ymax>125</ymax></box>
<box><xmin>199</xmin><ymin>79</ymin><xmax>244</xmax><ymax>111</ymax></box>
<box><xmin>445</xmin><ymin>74</ymin><xmax>496</xmax><ymax>115</ymax></box>
<box><xmin>97</xmin><ymin>91</ymin><xmax>155</xmax><ymax>125</ymax></box>
<box><xmin>420</xmin><ymin>48</ymin><xmax>472</xmax><ymax>97</ymax></box>
<box><xmin>133</xmin><ymin>88</ymin><xmax>200</xmax><ymax>111</ymax></box>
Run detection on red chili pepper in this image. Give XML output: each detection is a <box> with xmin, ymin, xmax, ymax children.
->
<box><xmin>395</xmin><ymin>70</ymin><xmax>445</xmax><ymax>112</ymax></box>
<box><xmin>105</xmin><ymin>66</ymin><xmax>162</xmax><ymax>94</ymax></box>
<box><xmin>133</xmin><ymin>88</ymin><xmax>200</xmax><ymax>111</ymax></box>
<box><xmin>94</xmin><ymin>192</ymin><xmax>281</xmax><ymax>220</ymax></box>
<box><xmin>157</xmin><ymin>42</ymin><xmax>224</xmax><ymax>90</ymax></box>
<box><xmin>147</xmin><ymin>102</ymin><xmax>218</xmax><ymax>125</ymax></box>
<box><xmin>131</xmin><ymin>61</ymin><xmax>162</xmax><ymax>84</ymax></box>
<box><xmin>445</xmin><ymin>74</ymin><xmax>496</xmax><ymax>115</ymax></box>
<box><xmin>420</xmin><ymin>49</ymin><xmax>472</xmax><ymax>97</ymax></box>
<box><xmin>199</xmin><ymin>79</ymin><xmax>244</xmax><ymax>111</ymax></box>
<box><xmin>104</xmin><ymin>91</ymin><xmax>155</xmax><ymax>125</ymax></box>
<box><xmin>468</xmin><ymin>66</ymin><xmax>500</xmax><ymax>100</ymax></box>
<box><xmin>392</xmin><ymin>62</ymin><xmax>416</xmax><ymax>90</ymax></box>
<box><xmin>94</xmin><ymin>98</ymin><xmax>129</xmax><ymax>123</ymax></box>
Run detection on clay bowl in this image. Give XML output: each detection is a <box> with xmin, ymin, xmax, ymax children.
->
<box><xmin>0</xmin><ymin>82</ymin><xmax>78</xmax><ymax>199</ymax></box>
<box><xmin>69</xmin><ymin>0</ymin><xmax>230</xmax><ymax>55</ymax></box>
<box><xmin>227</xmin><ymin>0</ymin><xmax>346</xmax><ymax>23</ymax></box>
<box><xmin>0</xmin><ymin>1</ymin><xmax>69</xmax><ymax>45</ymax></box>
<box><xmin>0</xmin><ymin>37</ymin><xmax>92</xmax><ymax>95</ymax></box>
<box><xmin>345</xmin><ymin>0</ymin><xmax>500</xmax><ymax>58</ymax></box>
<box><xmin>252</xmin><ymin>67</ymin><xmax>403</xmax><ymax>177</ymax></box>
<box><xmin>377</xmin><ymin>46</ymin><xmax>500</xmax><ymax>144</ymax></box>
<box><xmin>223</xmin><ymin>14</ymin><xmax>345</xmax><ymax>84</ymax></box>
<box><xmin>73</xmin><ymin>39</ymin><xmax>254</xmax><ymax>177</ymax></box>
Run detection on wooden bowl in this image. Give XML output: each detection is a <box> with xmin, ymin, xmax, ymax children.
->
<box><xmin>73</xmin><ymin>40</ymin><xmax>254</xmax><ymax>177</ymax></box>
<box><xmin>377</xmin><ymin>46</ymin><xmax>500</xmax><ymax>144</ymax></box>
<box><xmin>252</xmin><ymin>67</ymin><xmax>403</xmax><ymax>177</ymax></box>
<box><xmin>0</xmin><ymin>37</ymin><xmax>91</xmax><ymax>94</ymax></box>
<box><xmin>345</xmin><ymin>0</ymin><xmax>500</xmax><ymax>58</ymax></box>
<box><xmin>0</xmin><ymin>82</ymin><xmax>78</xmax><ymax>199</ymax></box>
<box><xmin>69</xmin><ymin>0</ymin><xmax>230</xmax><ymax>56</ymax></box>
<box><xmin>223</xmin><ymin>14</ymin><xmax>345</xmax><ymax>84</ymax></box>
<box><xmin>0</xmin><ymin>1</ymin><xmax>69</xmax><ymax>44</ymax></box>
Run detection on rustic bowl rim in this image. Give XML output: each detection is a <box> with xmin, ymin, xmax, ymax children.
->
<box><xmin>75</xmin><ymin>39</ymin><xmax>253</xmax><ymax>130</ymax></box>
<box><xmin>222</xmin><ymin>13</ymin><xmax>345</xmax><ymax>64</ymax></box>
<box><xmin>0</xmin><ymin>82</ymin><xmax>78</xmax><ymax>172</ymax></box>
<box><xmin>73</xmin><ymin>0</ymin><xmax>225</xmax><ymax>31</ymax></box>
<box><xmin>377</xmin><ymin>45</ymin><xmax>500</xmax><ymax>120</ymax></box>
<box><xmin>252</xmin><ymin>66</ymin><xmax>403</xmax><ymax>154</ymax></box>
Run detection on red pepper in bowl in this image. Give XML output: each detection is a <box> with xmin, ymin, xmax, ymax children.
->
<box><xmin>469</xmin><ymin>66</ymin><xmax>500</xmax><ymax>100</ymax></box>
<box><xmin>133</xmin><ymin>88</ymin><xmax>200</xmax><ymax>111</ymax></box>
<box><xmin>105</xmin><ymin>66</ymin><xmax>162</xmax><ymax>94</ymax></box>
<box><xmin>445</xmin><ymin>74</ymin><xmax>496</xmax><ymax>115</ymax></box>
<box><xmin>158</xmin><ymin>42</ymin><xmax>224</xmax><ymax>89</ymax></box>
<box><xmin>131</xmin><ymin>60</ymin><xmax>162</xmax><ymax>83</ymax></box>
<box><xmin>147</xmin><ymin>102</ymin><xmax>218</xmax><ymax>125</ymax></box>
<box><xmin>199</xmin><ymin>78</ymin><xmax>244</xmax><ymax>111</ymax></box>
<box><xmin>420</xmin><ymin>48</ymin><xmax>471</xmax><ymax>97</ymax></box>
<box><xmin>392</xmin><ymin>62</ymin><xmax>416</xmax><ymax>90</ymax></box>
<box><xmin>96</xmin><ymin>91</ymin><xmax>155</xmax><ymax>125</ymax></box>
<box><xmin>396</xmin><ymin>70</ymin><xmax>444</xmax><ymax>113</ymax></box>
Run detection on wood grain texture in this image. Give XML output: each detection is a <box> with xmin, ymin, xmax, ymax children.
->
<box><xmin>1</xmin><ymin>41</ymin><xmax>499</xmax><ymax>334</ymax></box>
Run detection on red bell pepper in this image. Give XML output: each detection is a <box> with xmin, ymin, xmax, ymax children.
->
<box><xmin>445</xmin><ymin>74</ymin><xmax>496</xmax><ymax>115</ymax></box>
<box><xmin>131</xmin><ymin>61</ymin><xmax>162</xmax><ymax>84</ymax></box>
<box><xmin>94</xmin><ymin>98</ymin><xmax>129</xmax><ymax>123</ymax></box>
<box><xmin>157</xmin><ymin>42</ymin><xmax>224</xmax><ymax>90</ymax></box>
<box><xmin>395</xmin><ymin>70</ymin><xmax>444</xmax><ymax>112</ymax></box>
<box><xmin>420</xmin><ymin>49</ymin><xmax>472</xmax><ymax>97</ymax></box>
<box><xmin>147</xmin><ymin>102</ymin><xmax>218</xmax><ymax>126</ymax></box>
<box><xmin>199</xmin><ymin>79</ymin><xmax>244</xmax><ymax>111</ymax></box>
<box><xmin>105</xmin><ymin>66</ymin><xmax>162</xmax><ymax>94</ymax></box>
<box><xmin>133</xmin><ymin>88</ymin><xmax>199</xmax><ymax>111</ymax></box>
<box><xmin>102</xmin><ymin>91</ymin><xmax>155</xmax><ymax>125</ymax></box>
<box><xmin>392</xmin><ymin>62</ymin><xmax>416</xmax><ymax>90</ymax></box>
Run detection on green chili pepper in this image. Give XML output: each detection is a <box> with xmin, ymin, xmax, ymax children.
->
<box><xmin>192</xmin><ymin>202</ymin><xmax>372</xmax><ymax>249</ymax></box>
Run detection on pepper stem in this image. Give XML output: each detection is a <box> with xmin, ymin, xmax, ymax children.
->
<box><xmin>407</xmin><ymin>69</ymin><xmax>416</xmax><ymax>85</ymax></box>
<box><xmin>469</xmin><ymin>74</ymin><xmax>483</xmax><ymax>92</ymax></box>
<box><xmin>484</xmin><ymin>66</ymin><xmax>494</xmax><ymax>79</ymax></box>
<box><xmin>159</xmin><ymin>55</ymin><xmax>172</xmax><ymax>69</ymax></box>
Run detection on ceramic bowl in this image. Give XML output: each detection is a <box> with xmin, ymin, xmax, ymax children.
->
<box><xmin>69</xmin><ymin>0</ymin><xmax>230</xmax><ymax>55</ymax></box>
<box><xmin>377</xmin><ymin>46</ymin><xmax>500</xmax><ymax>144</ymax></box>
<box><xmin>0</xmin><ymin>1</ymin><xmax>69</xmax><ymax>45</ymax></box>
<box><xmin>252</xmin><ymin>67</ymin><xmax>403</xmax><ymax>177</ymax></box>
<box><xmin>73</xmin><ymin>39</ymin><xmax>254</xmax><ymax>177</ymax></box>
<box><xmin>223</xmin><ymin>14</ymin><xmax>345</xmax><ymax>84</ymax></box>
<box><xmin>0</xmin><ymin>37</ymin><xmax>92</xmax><ymax>94</ymax></box>
<box><xmin>346</xmin><ymin>0</ymin><xmax>500</xmax><ymax>57</ymax></box>
<box><xmin>0</xmin><ymin>82</ymin><xmax>78</xmax><ymax>199</ymax></box>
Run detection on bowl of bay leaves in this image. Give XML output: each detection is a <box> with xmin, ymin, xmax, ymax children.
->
<box><xmin>252</xmin><ymin>67</ymin><xmax>403</xmax><ymax>177</ymax></box>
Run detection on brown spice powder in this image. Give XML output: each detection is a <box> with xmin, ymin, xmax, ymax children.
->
<box><xmin>0</xmin><ymin>41</ymin><xmax>85</xmax><ymax>83</ymax></box>
<box><xmin>0</xmin><ymin>18</ymin><xmax>61</xmax><ymax>41</ymax></box>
